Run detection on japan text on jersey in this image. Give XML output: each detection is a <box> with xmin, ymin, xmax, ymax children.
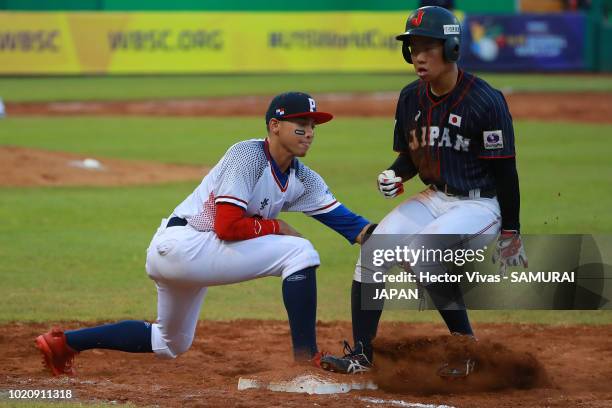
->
<box><xmin>393</xmin><ymin>71</ymin><xmax>516</xmax><ymax>192</ymax></box>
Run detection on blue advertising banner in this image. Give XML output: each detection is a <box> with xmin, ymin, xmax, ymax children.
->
<box><xmin>460</xmin><ymin>13</ymin><xmax>586</xmax><ymax>71</ymax></box>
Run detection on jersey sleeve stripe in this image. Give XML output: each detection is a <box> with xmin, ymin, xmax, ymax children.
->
<box><xmin>215</xmin><ymin>195</ymin><xmax>248</xmax><ymax>208</ymax></box>
<box><xmin>304</xmin><ymin>200</ymin><xmax>340</xmax><ymax>216</ymax></box>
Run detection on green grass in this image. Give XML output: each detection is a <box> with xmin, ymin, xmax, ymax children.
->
<box><xmin>476</xmin><ymin>73</ymin><xmax>612</xmax><ymax>93</ymax></box>
<box><xmin>1</xmin><ymin>73</ymin><xmax>612</xmax><ymax>102</ymax></box>
<box><xmin>1</xmin><ymin>117</ymin><xmax>611</xmax><ymax>324</ymax></box>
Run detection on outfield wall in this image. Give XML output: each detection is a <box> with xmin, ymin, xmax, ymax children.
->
<box><xmin>0</xmin><ymin>12</ymin><xmax>413</xmax><ymax>74</ymax></box>
<box><xmin>1</xmin><ymin>8</ymin><xmax>608</xmax><ymax>74</ymax></box>
<box><xmin>460</xmin><ymin>13</ymin><xmax>588</xmax><ymax>72</ymax></box>
<box><xmin>0</xmin><ymin>0</ymin><xmax>516</xmax><ymax>13</ymax></box>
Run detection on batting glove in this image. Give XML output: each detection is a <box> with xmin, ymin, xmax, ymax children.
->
<box><xmin>377</xmin><ymin>170</ymin><xmax>404</xmax><ymax>199</ymax></box>
<box><xmin>492</xmin><ymin>230</ymin><xmax>528</xmax><ymax>275</ymax></box>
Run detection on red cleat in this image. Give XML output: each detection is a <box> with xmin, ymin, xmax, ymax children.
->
<box><xmin>310</xmin><ymin>350</ymin><xmax>329</xmax><ymax>369</ymax></box>
<box><xmin>35</xmin><ymin>328</ymin><xmax>78</xmax><ymax>376</ymax></box>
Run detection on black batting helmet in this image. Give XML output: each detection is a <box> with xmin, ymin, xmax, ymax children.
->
<box><xmin>396</xmin><ymin>6</ymin><xmax>462</xmax><ymax>64</ymax></box>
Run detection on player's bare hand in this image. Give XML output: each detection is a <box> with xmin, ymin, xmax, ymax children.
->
<box><xmin>492</xmin><ymin>230</ymin><xmax>528</xmax><ymax>275</ymax></box>
<box><xmin>377</xmin><ymin>169</ymin><xmax>404</xmax><ymax>199</ymax></box>
<box><xmin>277</xmin><ymin>220</ymin><xmax>302</xmax><ymax>237</ymax></box>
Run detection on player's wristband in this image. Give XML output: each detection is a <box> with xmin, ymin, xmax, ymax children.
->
<box><xmin>500</xmin><ymin>229</ymin><xmax>519</xmax><ymax>238</ymax></box>
<box><xmin>362</xmin><ymin>223</ymin><xmax>378</xmax><ymax>244</ymax></box>
<box><xmin>272</xmin><ymin>219</ymin><xmax>280</xmax><ymax>234</ymax></box>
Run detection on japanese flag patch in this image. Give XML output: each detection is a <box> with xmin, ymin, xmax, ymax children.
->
<box><xmin>448</xmin><ymin>113</ymin><xmax>461</xmax><ymax>127</ymax></box>
<box><xmin>483</xmin><ymin>130</ymin><xmax>504</xmax><ymax>149</ymax></box>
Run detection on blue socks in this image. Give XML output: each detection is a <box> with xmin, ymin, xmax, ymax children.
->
<box><xmin>350</xmin><ymin>278</ymin><xmax>473</xmax><ymax>365</ymax></box>
<box><xmin>425</xmin><ymin>282</ymin><xmax>474</xmax><ymax>335</ymax></box>
<box><xmin>438</xmin><ymin>309</ymin><xmax>473</xmax><ymax>335</ymax></box>
<box><xmin>65</xmin><ymin>320</ymin><xmax>153</xmax><ymax>353</ymax></box>
<box><xmin>351</xmin><ymin>280</ymin><xmax>383</xmax><ymax>361</ymax></box>
<box><xmin>282</xmin><ymin>267</ymin><xmax>318</xmax><ymax>360</ymax></box>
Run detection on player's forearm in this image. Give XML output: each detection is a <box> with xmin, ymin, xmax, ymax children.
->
<box><xmin>388</xmin><ymin>152</ymin><xmax>417</xmax><ymax>181</ymax></box>
<box><xmin>214</xmin><ymin>203</ymin><xmax>279</xmax><ymax>241</ymax></box>
<box><xmin>312</xmin><ymin>204</ymin><xmax>371</xmax><ymax>244</ymax></box>
<box><xmin>489</xmin><ymin>158</ymin><xmax>520</xmax><ymax>231</ymax></box>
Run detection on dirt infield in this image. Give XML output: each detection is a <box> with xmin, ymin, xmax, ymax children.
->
<box><xmin>373</xmin><ymin>335</ymin><xmax>549</xmax><ymax>395</ymax></box>
<box><xmin>1</xmin><ymin>320</ymin><xmax>611</xmax><ymax>407</ymax></box>
<box><xmin>0</xmin><ymin>146</ymin><xmax>206</xmax><ymax>187</ymax></box>
<box><xmin>6</xmin><ymin>91</ymin><xmax>612</xmax><ymax>124</ymax></box>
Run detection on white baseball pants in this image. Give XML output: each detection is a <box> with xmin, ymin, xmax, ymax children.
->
<box><xmin>145</xmin><ymin>219</ymin><xmax>320</xmax><ymax>359</ymax></box>
<box><xmin>354</xmin><ymin>187</ymin><xmax>501</xmax><ymax>283</ymax></box>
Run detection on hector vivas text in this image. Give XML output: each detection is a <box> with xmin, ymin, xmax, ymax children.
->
<box><xmin>368</xmin><ymin>245</ymin><xmax>575</xmax><ymax>301</ymax></box>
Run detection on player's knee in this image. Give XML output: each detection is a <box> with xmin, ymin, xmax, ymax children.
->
<box><xmin>168</xmin><ymin>337</ymin><xmax>194</xmax><ymax>357</ymax></box>
<box><xmin>297</xmin><ymin>238</ymin><xmax>318</xmax><ymax>258</ymax></box>
<box><xmin>153</xmin><ymin>339</ymin><xmax>193</xmax><ymax>359</ymax></box>
<box><xmin>286</xmin><ymin>236</ymin><xmax>318</xmax><ymax>258</ymax></box>
<box><xmin>151</xmin><ymin>324</ymin><xmax>194</xmax><ymax>359</ymax></box>
<box><xmin>281</xmin><ymin>237</ymin><xmax>320</xmax><ymax>279</ymax></box>
<box><xmin>153</xmin><ymin>346</ymin><xmax>178</xmax><ymax>359</ymax></box>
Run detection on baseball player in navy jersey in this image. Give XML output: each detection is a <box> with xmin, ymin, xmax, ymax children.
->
<box><xmin>34</xmin><ymin>91</ymin><xmax>375</xmax><ymax>376</ymax></box>
<box><xmin>320</xmin><ymin>6</ymin><xmax>527</xmax><ymax>375</ymax></box>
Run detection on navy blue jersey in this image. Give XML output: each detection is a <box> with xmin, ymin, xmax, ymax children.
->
<box><xmin>393</xmin><ymin>70</ymin><xmax>515</xmax><ymax>192</ymax></box>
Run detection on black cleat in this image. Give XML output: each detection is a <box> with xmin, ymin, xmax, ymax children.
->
<box><xmin>320</xmin><ymin>341</ymin><xmax>372</xmax><ymax>374</ymax></box>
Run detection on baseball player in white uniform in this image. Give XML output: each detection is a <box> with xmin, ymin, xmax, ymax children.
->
<box><xmin>35</xmin><ymin>92</ymin><xmax>374</xmax><ymax>376</ymax></box>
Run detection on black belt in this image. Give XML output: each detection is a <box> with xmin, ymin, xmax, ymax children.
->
<box><xmin>167</xmin><ymin>217</ymin><xmax>188</xmax><ymax>227</ymax></box>
<box><xmin>431</xmin><ymin>184</ymin><xmax>496</xmax><ymax>199</ymax></box>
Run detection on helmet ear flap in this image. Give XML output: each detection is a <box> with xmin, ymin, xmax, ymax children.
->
<box><xmin>402</xmin><ymin>37</ymin><xmax>460</xmax><ymax>65</ymax></box>
<box><xmin>402</xmin><ymin>41</ymin><xmax>413</xmax><ymax>64</ymax></box>
<box><xmin>444</xmin><ymin>36</ymin><xmax>460</xmax><ymax>62</ymax></box>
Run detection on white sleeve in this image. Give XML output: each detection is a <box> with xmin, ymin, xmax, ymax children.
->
<box><xmin>214</xmin><ymin>142</ymin><xmax>265</xmax><ymax>209</ymax></box>
<box><xmin>284</xmin><ymin>163</ymin><xmax>341</xmax><ymax>215</ymax></box>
